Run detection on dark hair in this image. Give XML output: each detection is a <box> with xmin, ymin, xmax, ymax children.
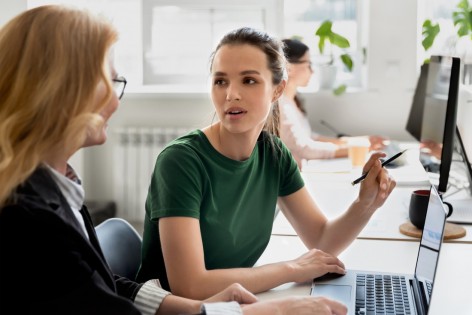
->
<box><xmin>282</xmin><ymin>38</ymin><xmax>309</xmax><ymax>64</ymax></box>
<box><xmin>210</xmin><ymin>27</ymin><xmax>286</xmax><ymax>137</ymax></box>
<box><xmin>282</xmin><ymin>38</ymin><xmax>309</xmax><ymax>114</ymax></box>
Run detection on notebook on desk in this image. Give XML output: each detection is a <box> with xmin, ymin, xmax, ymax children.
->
<box><xmin>311</xmin><ymin>185</ymin><xmax>447</xmax><ymax>315</ymax></box>
<box><xmin>446</xmin><ymin>198</ymin><xmax>472</xmax><ymax>224</ymax></box>
<box><xmin>382</xmin><ymin>141</ymin><xmax>407</xmax><ymax>168</ymax></box>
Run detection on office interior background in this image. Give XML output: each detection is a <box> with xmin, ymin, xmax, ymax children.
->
<box><xmin>2</xmin><ymin>0</ymin><xmax>470</xmax><ymax>224</ymax></box>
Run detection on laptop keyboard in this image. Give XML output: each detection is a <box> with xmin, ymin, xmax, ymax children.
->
<box><xmin>425</xmin><ymin>280</ymin><xmax>432</xmax><ymax>298</ymax></box>
<box><xmin>355</xmin><ymin>274</ymin><xmax>411</xmax><ymax>315</ymax></box>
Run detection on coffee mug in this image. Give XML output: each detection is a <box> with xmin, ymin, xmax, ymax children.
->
<box><xmin>409</xmin><ymin>189</ymin><xmax>453</xmax><ymax>229</ymax></box>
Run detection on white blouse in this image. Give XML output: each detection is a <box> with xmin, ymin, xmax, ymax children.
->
<box><xmin>279</xmin><ymin>95</ymin><xmax>337</xmax><ymax>166</ymax></box>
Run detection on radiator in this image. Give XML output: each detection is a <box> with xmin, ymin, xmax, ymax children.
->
<box><xmin>113</xmin><ymin>127</ymin><xmax>191</xmax><ymax>222</ymax></box>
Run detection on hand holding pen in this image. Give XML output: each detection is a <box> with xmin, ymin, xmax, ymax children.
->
<box><xmin>354</xmin><ymin>152</ymin><xmax>398</xmax><ymax>212</ymax></box>
<box><xmin>351</xmin><ymin>150</ymin><xmax>407</xmax><ymax>185</ymax></box>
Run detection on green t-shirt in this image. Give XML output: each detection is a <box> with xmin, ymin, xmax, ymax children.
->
<box><xmin>136</xmin><ymin>130</ymin><xmax>304</xmax><ymax>290</ymax></box>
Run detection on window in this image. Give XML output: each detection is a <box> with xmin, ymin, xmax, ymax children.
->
<box><xmin>28</xmin><ymin>0</ymin><xmax>142</xmax><ymax>89</ymax></box>
<box><xmin>420</xmin><ymin>0</ymin><xmax>468</xmax><ymax>62</ymax></box>
<box><xmin>29</xmin><ymin>0</ymin><xmax>281</xmax><ymax>93</ymax></box>
<box><xmin>143</xmin><ymin>1</ymin><xmax>282</xmax><ymax>89</ymax></box>
<box><xmin>284</xmin><ymin>0</ymin><xmax>362</xmax><ymax>91</ymax></box>
<box><xmin>28</xmin><ymin>0</ymin><xmax>363</xmax><ymax>93</ymax></box>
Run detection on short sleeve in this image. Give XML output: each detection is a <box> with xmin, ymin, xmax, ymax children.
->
<box><xmin>147</xmin><ymin>145</ymin><xmax>205</xmax><ymax>220</ymax></box>
<box><xmin>276</xmin><ymin>138</ymin><xmax>305</xmax><ymax>196</ymax></box>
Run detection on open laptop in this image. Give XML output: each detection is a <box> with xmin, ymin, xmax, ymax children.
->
<box><xmin>311</xmin><ymin>185</ymin><xmax>447</xmax><ymax>315</ymax></box>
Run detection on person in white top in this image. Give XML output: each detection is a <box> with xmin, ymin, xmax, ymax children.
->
<box><xmin>280</xmin><ymin>38</ymin><xmax>384</xmax><ymax>168</ymax></box>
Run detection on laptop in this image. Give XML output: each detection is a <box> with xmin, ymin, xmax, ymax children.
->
<box><xmin>311</xmin><ymin>185</ymin><xmax>447</xmax><ymax>315</ymax></box>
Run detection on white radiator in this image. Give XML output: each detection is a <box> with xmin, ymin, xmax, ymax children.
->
<box><xmin>113</xmin><ymin>127</ymin><xmax>191</xmax><ymax>222</ymax></box>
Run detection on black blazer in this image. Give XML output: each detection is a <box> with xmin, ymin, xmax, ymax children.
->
<box><xmin>0</xmin><ymin>167</ymin><xmax>142</xmax><ymax>314</ymax></box>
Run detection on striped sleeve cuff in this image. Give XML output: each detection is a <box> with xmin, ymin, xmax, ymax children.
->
<box><xmin>203</xmin><ymin>301</ymin><xmax>242</xmax><ymax>315</ymax></box>
<box><xmin>134</xmin><ymin>279</ymin><xmax>171</xmax><ymax>315</ymax></box>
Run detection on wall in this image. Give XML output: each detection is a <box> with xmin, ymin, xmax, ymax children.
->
<box><xmin>0</xmin><ymin>1</ymin><xmax>26</xmax><ymax>27</ymax></box>
<box><xmin>83</xmin><ymin>95</ymin><xmax>214</xmax><ymax>201</ymax></box>
<box><xmin>302</xmin><ymin>0</ymin><xmax>419</xmax><ymax>142</ymax></box>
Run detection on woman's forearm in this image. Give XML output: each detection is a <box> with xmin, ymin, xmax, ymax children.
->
<box><xmin>171</xmin><ymin>261</ymin><xmax>294</xmax><ymax>300</ymax></box>
<box><xmin>316</xmin><ymin>199</ymin><xmax>373</xmax><ymax>255</ymax></box>
<box><xmin>156</xmin><ymin>295</ymin><xmax>201</xmax><ymax>315</ymax></box>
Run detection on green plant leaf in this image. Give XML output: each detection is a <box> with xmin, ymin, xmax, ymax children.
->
<box><xmin>318</xmin><ymin>36</ymin><xmax>326</xmax><ymax>54</ymax></box>
<box><xmin>315</xmin><ymin>20</ymin><xmax>350</xmax><ymax>53</ymax></box>
<box><xmin>315</xmin><ymin>20</ymin><xmax>333</xmax><ymax>54</ymax></box>
<box><xmin>457</xmin><ymin>0</ymin><xmax>470</xmax><ymax>10</ymax></box>
<box><xmin>422</xmin><ymin>19</ymin><xmax>440</xmax><ymax>51</ymax></box>
<box><xmin>453</xmin><ymin>0</ymin><xmax>472</xmax><ymax>37</ymax></box>
<box><xmin>333</xmin><ymin>84</ymin><xmax>347</xmax><ymax>96</ymax></box>
<box><xmin>340</xmin><ymin>53</ymin><xmax>353</xmax><ymax>72</ymax></box>
<box><xmin>315</xmin><ymin>20</ymin><xmax>332</xmax><ymax>36</ymax></box>
<box><xmin>329</xmin><ymin>32</ymin><xmax>350</xmax><ymax>48</ymax></box>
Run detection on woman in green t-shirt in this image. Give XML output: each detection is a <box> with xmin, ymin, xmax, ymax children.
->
<box><xmin>137</xmin><ymin>27</ymin><xmax>396</xmax><ymax>300</ymax></box>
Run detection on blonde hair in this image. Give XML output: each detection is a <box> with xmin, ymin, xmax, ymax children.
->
<box><xmin>0</xmin><ymin>5</ymin><xmax>118</xmax><ymax>207</ymax></box>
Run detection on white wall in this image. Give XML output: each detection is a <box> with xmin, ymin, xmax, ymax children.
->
<box><xmin>83</xmin><ymin>95</ymin><xmax>214</xmax><ymax>201</ymax></box>
<box><xmin>302</xmin><ymin>0</ymin><xmax>420</xmax><ymax>141</ymax></box>
<box><xmin>0</xmin><ymin>1</ymin><xmax>26</xmax><ymax>27</ymax></box>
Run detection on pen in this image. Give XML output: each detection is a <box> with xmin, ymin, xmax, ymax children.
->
<box><xmin>351</xmin><ymin>149</ymin><xmax>407</xmax><ymax>186</ymax></box>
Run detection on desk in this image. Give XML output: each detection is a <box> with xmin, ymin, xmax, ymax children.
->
<box><xmin>273</xmin><ymin>148</ymin><xmax>472</xmax><ymax>243</ymax></box>
<box><xmin>256</xmin><ymin>235</ymin><xmax>472</xmax><ymax>315</ymax></box>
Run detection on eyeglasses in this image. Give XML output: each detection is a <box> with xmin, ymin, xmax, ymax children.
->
<box><xmin>292</xmin><ymin>60</ymin><xmax>312</xmax><ymax>68</ymax></box>
<box><xmin>112</xmin><ymin>76</ymin><xmax>127</xmax><ymax>100</ymax></box>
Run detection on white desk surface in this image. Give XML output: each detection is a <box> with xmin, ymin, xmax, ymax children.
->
<box><xmin>256</xmin><ymin>235</ymin><xmax>472</xmax><ymax>315</ymax></box>
<box><xmin>274</xmin><ymin>147</ymin><xmax>472</xmax><ymax>243</ymax></box>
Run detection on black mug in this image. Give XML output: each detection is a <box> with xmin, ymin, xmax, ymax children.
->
<box><xmin>409</xmin><ymin>189</ymin><xmax>453</xmax><ymax>229</ymax></box>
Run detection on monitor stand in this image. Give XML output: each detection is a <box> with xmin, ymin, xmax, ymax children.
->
<box><xmin>442</xmin><ymin>128</ymin><xmax>472</xmax><ymax>224</ymax></box>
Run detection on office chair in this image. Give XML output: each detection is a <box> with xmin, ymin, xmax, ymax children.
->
<box><xmin>95</xmin><ymin>218</ymin><xmax>142</xmax><ymax>280</ymax></box>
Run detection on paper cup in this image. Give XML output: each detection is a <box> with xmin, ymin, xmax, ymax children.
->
<box><xmin>347</xmin><ymin>137</ymin><xmax>370</xmax><ymax>168</ymax></box>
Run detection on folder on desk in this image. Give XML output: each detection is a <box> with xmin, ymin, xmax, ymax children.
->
<box><xmin>388</xmin><ymin>166</ymin><xmax>431</xmax><ymax>186</ymax></box>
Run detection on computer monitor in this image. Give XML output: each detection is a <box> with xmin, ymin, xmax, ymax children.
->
<box><xmin>457</xmin><ymin>85</ymin><xmax>472</xmax><ymax>161</ymax></box>
<box><xmin>455</xmin><ymin>127</ymin><xmax>472</xmax><ymax>195</ymax></box>
<box><xmin>406</xmin><ymin>63</ymin><xmax>429</xmax><ymax>141</ymax></box>
<box><xmin>455</xmin><ymin>84</ymin><xmax>472</xmax><ymax>195</ymax></box>
<box><xmin>418</xmin><ymin>56</ymin><xmax>460</xmax><ymax>193</ymax></box>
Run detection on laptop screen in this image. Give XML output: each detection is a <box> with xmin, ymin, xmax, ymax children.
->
<box><xmin>414</xmin><ymin>186</ymin><xmax>447</xmax><ymax>308</ymax></box>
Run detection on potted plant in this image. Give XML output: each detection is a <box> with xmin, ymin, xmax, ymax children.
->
<box><xmin>315</xmin><ymin>20</ymin><xmax>353</xmax><ymax>94</ymax></box>
<box><xmin>453</xmin><ymin>0</ymin><xmax>472</xmax><ymax>38</ymax></box>
<box><xmin>421</xmin><ymin>0</ymin><xmax>472</xmax><ymax>82</ymax></box>
<box><xmin>453</xmin><ymin>0</ymin><xmax>472</xmax><ymax>82</ymax></box>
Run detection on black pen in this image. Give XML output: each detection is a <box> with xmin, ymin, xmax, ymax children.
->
<box><xmin>351</xmin><ymin>149</ymin><xmax>407</xmax><ymax>186</ymax></box>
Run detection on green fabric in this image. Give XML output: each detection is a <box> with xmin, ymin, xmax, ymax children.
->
<box><xmin>136</xmin><ymin>130</ymin><xmax>304</xmax><ymax>290</ymax></box>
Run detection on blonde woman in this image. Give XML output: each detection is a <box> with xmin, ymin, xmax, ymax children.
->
<box><xmin>0</xmin><ymin>6</ymin><xmax>348</xmax><ymax>315</ymax></box>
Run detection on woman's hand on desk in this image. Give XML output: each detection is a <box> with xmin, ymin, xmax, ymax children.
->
<box><xmin>288</xmin><ymin>248</ymin><xmax>345</xmax><ymax>283</ymax></box>
<box><xmin>203</xmin><ymin>283</ymin><xmax>258</xmax><ymax>304</ymax></box>
<box><xmin>368</xmin><ymin>135</ymin><xmax>388</xmax><ymax>150</ymax></box>
<box><xmin>357</xmin><ymin>152</ymin><xmax>396</xmax><ymax>214</ymax></box>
